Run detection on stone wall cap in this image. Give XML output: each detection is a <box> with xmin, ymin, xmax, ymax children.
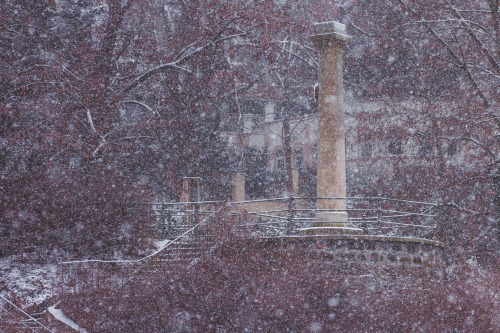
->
<box><xmin>310</xmin><ymin>32</ymin><xmax>352</xmax><ymax>44</ymax></box>
<box><xmin>311</xmin><ymin>21</ymin><xmax>352</xmax><ymax>44</ymax></box>
<box><xmin>278</xmin><ymin>234</ymin><xmax>445</xmax><ymax>248</ymax></box>
<box><xmin>313</xmin><ymin>21</ymin><xmax>347</xmax><ymax>35</ymax></box>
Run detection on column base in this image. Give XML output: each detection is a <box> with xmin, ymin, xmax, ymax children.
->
<box><xmin>299</xmin><ymin>227</ymin><xmax>364</xmax><ymax>236</ymax></box>
<box><xmin>315</xmin><ymin>212</ymin><xmax>348</xmax><ymax>228</ymax></box>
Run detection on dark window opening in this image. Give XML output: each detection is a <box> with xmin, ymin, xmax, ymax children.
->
<box><xmin>447</xmin><ymin>141</ymin><xmax>457</xmax><ymax>156</ymax></box>
<box><xmin>294</xmin><ymin>148</ymin><xmax>303</xmax><ymax>168</ymax></box>
<box><xmin>388</xmin><ymin>139</ymin><xmax>402</xmax><ymax>155</ymax></box>
<box><xmin>360</xmin><ymin>134</ymin><xmax>372</xmax><ymax>157</ymax></box>
<box><xmin>276</xmin><ymin>150</ymin><xmax>284</xmax><ymax>170</ymax></box>
<box><xmin>419</xmin><ymin>139</ymin><xmax>432</xmax><ymax>156</ymax></box>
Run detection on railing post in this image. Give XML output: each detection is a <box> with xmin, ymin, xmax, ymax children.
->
<box><xmin>194</xmin><ymin>201</ymin><xmax>200</xmax><ymax>225</ymax></box>
<box><xmin>166</xmin><ymin>207</ymin><xmax>173</xmax><ymax>237</ymax></box>
<box><xmin>362</xmin><ymin>213</ymin><xmax>369</xmax><ymax>234</ymax></box>
<box><xmin>191</xmin><ymin>201</ymin><xmax>198</xmax><ymax>242</ymax></box>
<box><xmin>376</xmin><ymin>198</ymin><xmax>382</xmax><ymax>234</ymax></box>
<box><xmin>430</xmin><ymin>205</ymin><xmax>438</xmax><ymax>240</ymax></box>
<box><xmin>287</xmin><ymin>194</ymin><xmax>296</xmax><ymax>235</ymax></box>
<box><xmin>159</xmin><ymin>202</ymin><xmax>166</xmax><ymax>237</ymax></box>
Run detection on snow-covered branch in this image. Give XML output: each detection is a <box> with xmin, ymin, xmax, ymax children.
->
<box><xmin>444</xmin><ymin>0</ymin><xmax>499</xmax><ymax>74</ymax></box>
<box><xmin>85</xmin><ymin>107</ymin><xmax>97</xmax><ymax>135</ymax></box>
<box><xmin>122</xmin><ymin>100</ymin><xmax>157</xmax><ymax>116</ymax></box>
<box><xmin>120</xmin><ymin>32</ymin><xmax>247</xmax><ymax>97</ymax></box>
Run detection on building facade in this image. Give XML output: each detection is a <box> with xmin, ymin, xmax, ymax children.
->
<box><xmin>220</xmin><ymin>96</ymin><xmax>473</xmax><ymax>199</ymax></box>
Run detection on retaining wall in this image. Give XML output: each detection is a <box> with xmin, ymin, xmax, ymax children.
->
<box><xmin>257</xmin><ymin>235</ymin><xmax>444</xmax><ymax>280</ymax></box>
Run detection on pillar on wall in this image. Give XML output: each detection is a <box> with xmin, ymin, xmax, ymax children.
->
<box><xmin>292</xmin><ymin>168</ymin><xmax>299</xmax><ymax>196</ymax></box>
<box><xmin>232</xmin><ymin>173</ymin><xmax>246</xmax><ymax>202</ymax></box>
<box><xmin>180</xmin><ymin>178</ymin><xmax>190</xmax><ymax>203</ymax></box>
<box><xmin>180</xmin><ymin>177</ymin><xmax>201</xmax><ymax>203</ymax></box>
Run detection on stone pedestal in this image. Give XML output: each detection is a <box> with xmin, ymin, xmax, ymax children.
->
<box><xmin>311</xmin><ymin>21</ymin><xmax>352</xmax><ymax>228</ymax></box>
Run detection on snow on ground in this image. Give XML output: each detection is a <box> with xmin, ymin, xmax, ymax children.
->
<box><xmin>49</xmin><ymin>304</ymin><xmax>88</xmax><ymax>333</ymax></box>
<box><xmin>154</xmin><ymin>238</ymin><xmax>170</xmax><ymax>250</ymax></box>
<box><xmin>0</xmin><ymin>256</ymin><xmax>57</xmax><ymax>308</ymax></box>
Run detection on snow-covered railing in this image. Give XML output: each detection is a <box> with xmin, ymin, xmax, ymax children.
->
<box><xmin>152</xmin><ymin>200</ymin><xmax>225</xmax><ymax>239</ymax></box>
<box><xmin>149</xmin><ymin>196</ymin><xmax>438</xmax><ymax>240</ymax></box>
<box><xmin>150</xmin><ymin>196</ymin><xmax>438</xmax><ymax>240</ymax></box>
<box><xmin>224</xmin><ymin>196</ymin><xmax>438</xmax><ymax>240</ymax></box>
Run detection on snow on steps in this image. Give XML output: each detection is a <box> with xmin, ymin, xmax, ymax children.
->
<box><xmin>57</xmin><ymin>236</ymin><xmax>216</xmax><ymax>295</ymax></box>
<box><xmin>153</xmin><ymin>239</ymin><xmax>209</xmax><ymax>265</ymax></box>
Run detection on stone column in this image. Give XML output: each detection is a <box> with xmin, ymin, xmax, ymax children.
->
<box><xmin>180</xmin><ymin>177</ymin><xmax>201</xmax><ymax>203</ymax></box>
<box><xmin>311</xmin><ymin>22</ymin><xmax>351</xmax><ymax>226</ymax></box>
<box><xmin>232</xmin><ymin>173</ymin><xmax>246</xmax><ymax>202</ymax></box>
<box><xmin>180</xmin><ymin>177</ymin><xmax>191</xmax><ymax>203</ymax></box>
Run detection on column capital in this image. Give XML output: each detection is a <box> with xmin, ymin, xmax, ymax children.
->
<box><xmin>310</xmin><ymin>21</ymin><xmax>352</xmax><ymax>49</ymax></box>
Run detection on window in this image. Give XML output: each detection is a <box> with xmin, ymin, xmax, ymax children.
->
<box><xmin>275</xmin><ymin>150</ymin><xmax>284</xmax><ymax>170</ymax></box>
<box><xmin>294</xmin><ymin>148</ymin><xmax>303</xmax><ymax>168</ymax></box>
<box><xmin>360</xmin><ymin>134</ymin><xmax>372</xmax><ymax>157</ymax></box>
<box><xmin>419</xmin><ymin>138</ymin><xmax>432</xmax><ymax>156</ymax></box>
<box><xmin>388</xmin><ymin>139</ymin><xmax>402</xmax><ymax>155</ymax></box>
<box><xmin>447</xmin><ymin>141</ymin><xmax>457</xmax><ymax>156</ymax></box>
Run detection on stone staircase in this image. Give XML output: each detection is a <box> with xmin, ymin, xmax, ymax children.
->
<box><xmin>154</xmin><ymin>240</ymin><xmax>205</xmax><ymax>265</ymax></box>
<box><xmin>152</xmin><ymin>224</ymin><xmax>219</xmax><ymax>266</ymax></box>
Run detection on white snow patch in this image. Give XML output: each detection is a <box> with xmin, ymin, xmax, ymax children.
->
<box><xmin>49</xmin><ymin>304</ymin><xmax>88</xmax><ymax>333</ymax></box>
<box><xmin>155</xmin><ymin>239</ymin><xmax>170</xmax><ymax>250</ymax></box>
<box><xmin>0</xmin><ymin>256</ymin><xmax>57</xmax><ymax>307</ymax></box>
